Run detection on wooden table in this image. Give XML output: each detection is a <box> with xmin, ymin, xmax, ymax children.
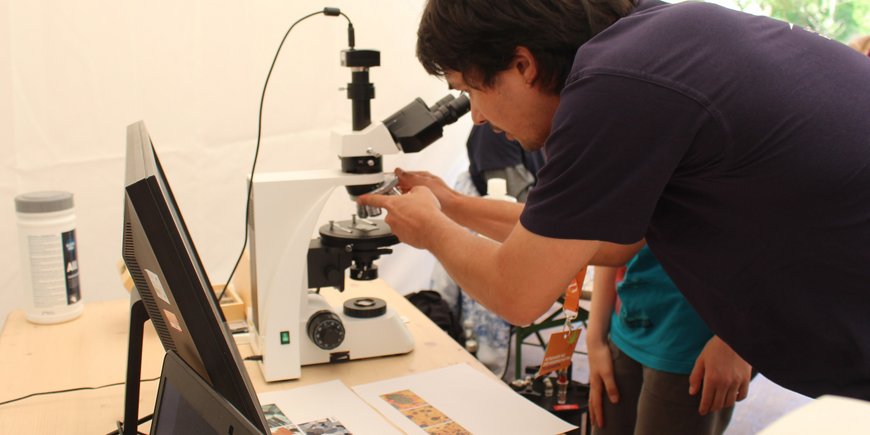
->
<box><xmin>0</xmin><ymin>279</ymin><xmax>490</xmax><ymax>434</ymax></box>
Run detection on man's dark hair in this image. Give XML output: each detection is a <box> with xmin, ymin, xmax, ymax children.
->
<box><xmin>417</xmin><ymin>0</ymin><xmax>637</xmax><ymax>93</ymax></box>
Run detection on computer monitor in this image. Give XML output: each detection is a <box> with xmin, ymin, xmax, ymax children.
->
<box><xmin>152</xmin><ymin>351</ymin><xmax>263</xmax><ymax>435</ymax></box>
<box><xmin>122</xmin><ymin>120</ymin><xmax>268</xmax><ymax>432</ymax></box>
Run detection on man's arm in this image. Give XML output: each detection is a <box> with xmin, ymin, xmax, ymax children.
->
<box><xmin>443</xmin><ymin>194</ymin><xmax>644</xmax><ymax>264</ymax></box>
<box><xmin>593</xmin><ymin>240</ymin><xmax>644</xmax><ymax>266</ymax></box>
<box><xmin>395</xmin><ymin>168</ymin><xmax>645</xmax><ymax>263</ymax></box>
<box><xmin>396</xmin><ymin>169</ymin><xmax>521</xmax><ymax>242</ymax></box>
<box><xmin>361</xmin><ymin>186</ymin><xmax>603</xmax><ymax>325</ymax></box>
<box><xmin>438</xmin><ymin>217</ymin><xmax>602</xmax><ymax>325</ymax></box>
<box><xmin>442</xmin><ymin>193</ymin><xmax>522</xmax><ymax>242</ymax></box>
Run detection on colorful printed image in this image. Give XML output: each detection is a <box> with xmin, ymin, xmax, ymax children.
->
<box><xmin>262</xmin><ymin>403</ymin><xmax>302</xmax><ymax>434</ymax></box>
<box><xmin>380</xmin><ymin>389</ymin><xmax>427</xmax><ymax>410</ymax></box>
<box><xmin>401</xmin><ymin>405</ymin><xmax>450</xmax><ymax>428</ymax></box>
<box><xmin>380</xmin><ymin>389</ymin><xmax>470</xmax><ymax>434</ymax></box>
<box><xmin>424</xmin><ymin>420</ymin><xmax>472</xmax><ymax>435</ymax></box>
<box><xmin>297</xmin><ymin>416</ymin><xmax>351</xmax><ymax>434</ymax></box>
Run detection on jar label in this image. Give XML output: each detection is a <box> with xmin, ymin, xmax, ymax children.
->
<box><xmin>27</xmin><ymin>229</ymin><xmax>80</xmax><ymax>309</ymax></box>
<box><xmin>62</xmin><ymin>229</ymin><xmax>81</xmax><ymax>305</ymax></box>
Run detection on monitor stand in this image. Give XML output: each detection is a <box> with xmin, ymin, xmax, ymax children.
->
<box><xmin>122</xmin><ymin>299</ymin><xmax>149</xmax><ymax>435</ymax></box>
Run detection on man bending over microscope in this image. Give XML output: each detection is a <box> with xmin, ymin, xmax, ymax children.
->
<box><xmin>359</xmin><ymin>0</ymin><xmax>870</xmax><ymax>405</ymax></box>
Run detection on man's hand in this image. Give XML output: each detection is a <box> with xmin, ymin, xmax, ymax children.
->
<box><xmin>358</xmin><ymin>186</ymin><xmax>450</xmax><ymax>249</ymax></box>
<box><xmin>587</xmin><ymin>339</ymin><xmax>620</xmax><ymax>428</ymax></box>
<box><xmin>689</xmin><ymin>335</ymin><xmax>752</xmax><ymax>415</ymax></box>
<box><xmin>394</xmin><ymin>168</ymin><xmax>460</xmax><ymax>211</ymax></box>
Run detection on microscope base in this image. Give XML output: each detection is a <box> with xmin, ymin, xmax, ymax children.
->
<box><xmin>300</xmin><ymin>305</ymin><xmax>414</xmax><ymax>365</ymax></box>
<box><xmin>250</xmin><ymin>292</ymin><xmax>414</xmax><ymax>382</ymax></box>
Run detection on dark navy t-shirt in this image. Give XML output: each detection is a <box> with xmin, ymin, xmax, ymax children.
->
<box><xmin>521</xmin><ymin>0</ymin><xmax>870</xmax><ymax>399</ymax></box>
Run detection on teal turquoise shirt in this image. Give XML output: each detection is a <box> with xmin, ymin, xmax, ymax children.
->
<box><xmin>609</xmin><ymin>246</ymin><xmax>712</xmax><ymax>375</ymax></box>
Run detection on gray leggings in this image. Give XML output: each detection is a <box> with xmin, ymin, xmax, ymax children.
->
<box><xmin>591</xmin><ymin>339</ymin><xmax>734</xmax><ymax>435</ymax></box>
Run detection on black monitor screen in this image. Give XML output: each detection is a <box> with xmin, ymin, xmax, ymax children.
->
<box><xmin>152</xmin><ymin>351</ymin><xmax>262</xmax><ymax>435</ymax></box>
<box><xmin>155</xmin><ymin>381</ymin><xmax>219</xmax><ymax>435</ymax></box>
<box><xmin>122</xmin><ymin>121</ymin><xmax>268</xmax><ymax>432</ymax></box>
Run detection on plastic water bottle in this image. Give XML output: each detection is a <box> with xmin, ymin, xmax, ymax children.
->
<box><xmin>483</xmin><ymin>178</ymin><xmax>517</xmax><ymax>203</ymax></box>
<box><xmin>15</xmin><ymin>191</ymin><xmax>83</xmax><ymax>324</ymax></box>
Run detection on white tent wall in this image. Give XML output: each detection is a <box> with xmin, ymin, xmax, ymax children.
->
<box><xmin>0</xmin><ymin>0</ymin><xmax>471</xmax><ymax>330</ymax></box>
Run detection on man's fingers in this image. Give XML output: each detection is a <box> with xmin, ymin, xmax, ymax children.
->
<box><xmin>395</xmin><ymin>169</ymin><xmax>422</xmax><ymax>190</ymax></box>
<box><xmin>737</xmin><ymin>380</ymin><xmax>750</xmax><ymax>401</ymax></box>
<box><xmin>698</xmin><ymin>381</ymin><xmax>714</xmax><ymax>415</ymax></box>
<box><xmin>688</xmin><ymin>360</ymin><xmax>704</xmax><ymax>396</ymax></box>
<box><xmin>395</xmin><ymin>167</ymin><xmax>429</xmax><ymax>179</ymax></box>
<box><xmin>723</xmin><ymin>387</ymin><xmax>738</xmax><ymax>409</ymax></box>
<box><xmin>357</xmin><ymin>193</ymin><xmax>390</xmax><ymax>208</ymax></box>
<box><xmin>711</xmin><ymin>387</ymin><xmax>728</xmax><ymax>413</ymax></box>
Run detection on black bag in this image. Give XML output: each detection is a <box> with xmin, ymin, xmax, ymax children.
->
<box><xmin>405</xmin><ymin>290</ymin><xmax>463</xmax><ymax>344</ymax></box>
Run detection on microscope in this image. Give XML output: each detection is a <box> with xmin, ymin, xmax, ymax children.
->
<box><xmin>246</xmin><ymin>47</ymin><xmax>469</xmax><ymax>381</ymax></box>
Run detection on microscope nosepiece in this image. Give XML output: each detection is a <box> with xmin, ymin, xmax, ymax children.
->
<box><xmin>353</xmin><ymin>175</ymin><xmax>401</xmax><ymax>218</ymax></box>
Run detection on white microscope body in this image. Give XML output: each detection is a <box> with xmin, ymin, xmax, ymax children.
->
<box><xmin>244</xmin><ymin>41</ymin><xmax>469</xmax><ymax>381</ymax></box>
<box><xmin>247</xmin><ymin>171</ymin><xmax>416</xmax><ymax>382</ymax></box>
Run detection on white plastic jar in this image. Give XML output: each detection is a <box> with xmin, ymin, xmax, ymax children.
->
<box><xmin>15</xmin><ymin>191</ymin><xmax>83</xmax><ymax>324</ymax></box>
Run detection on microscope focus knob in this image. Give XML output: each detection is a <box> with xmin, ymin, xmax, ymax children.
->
<box><xmin>306</xmin><ymin>310</ymin><xmax>345</xmax><ymax>350</ymax></box>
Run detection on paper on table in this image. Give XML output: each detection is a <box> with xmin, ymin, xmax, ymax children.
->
<box><xmin>258</xmin><ymin>380</ymin><xmax>401</xmax><ymax>434</ymax></box>
<box><xmin>759</xmin><ymin>395</ymin><xmax>870</xmax><ymax>435</ymax></box>
<box><xmin>353</xmin><ymin>363</ymin><xmax>577</xmax><ymax>435</ymax></box>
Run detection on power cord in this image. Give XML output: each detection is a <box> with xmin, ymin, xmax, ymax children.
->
<box><xmin>218</xmin><ymin>7</ymin><xmax>355</xmax><ymax>302</ymax></box>
<box><xmin>0</xmin><ymin>376</ymin><xmax>160</xmax><ymax>407</ymax></box>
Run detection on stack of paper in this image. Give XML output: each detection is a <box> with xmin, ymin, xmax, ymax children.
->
<box><xmin>259</xmin><ymin>364</ymin><xmax>577</xmax><ymax>435</ymax></box>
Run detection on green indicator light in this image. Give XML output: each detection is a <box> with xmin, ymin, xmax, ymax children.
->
<box><xmin>280</xmin><ymin>331</ymin><xmax>290</xmax><ymax>345</ymax></box>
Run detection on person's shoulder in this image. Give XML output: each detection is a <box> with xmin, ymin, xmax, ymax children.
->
<box><xmin>568</xmin><ymin>1</ymin><xmax>753</xmax><ymax>80</ymax></box>
<box><xmin>632</xmin><ymin>0</ymin><xmax>732</xmax><ymax>18</ymax></box>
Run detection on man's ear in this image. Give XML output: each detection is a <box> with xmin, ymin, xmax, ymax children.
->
<box><xmin>513</xmin><ymin>46</ymin><xmax>539</xmax><ymax>86</ymax></box>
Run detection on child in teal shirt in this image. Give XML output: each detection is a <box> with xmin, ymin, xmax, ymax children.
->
<box><xmin>587</xmin><ymin>246</ymin><xmax>752</xmax><ymax>435</ymax></box>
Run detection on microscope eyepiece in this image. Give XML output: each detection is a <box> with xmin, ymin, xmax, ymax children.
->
<box><xmin>382</xmin><ymin>92</ymin><xmax>471</xmax><ymax>153</ymax></box>
<box><xmin>431</xmin><ymin>94</ymin><xmax>470</xmax><ymax>126</ymax></box>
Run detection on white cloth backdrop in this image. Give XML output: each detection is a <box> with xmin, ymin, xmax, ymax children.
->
<box><xmin>0</xmin><ymin>0</ymin><xmax>471</xmax><ymax>330</ymax></box>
